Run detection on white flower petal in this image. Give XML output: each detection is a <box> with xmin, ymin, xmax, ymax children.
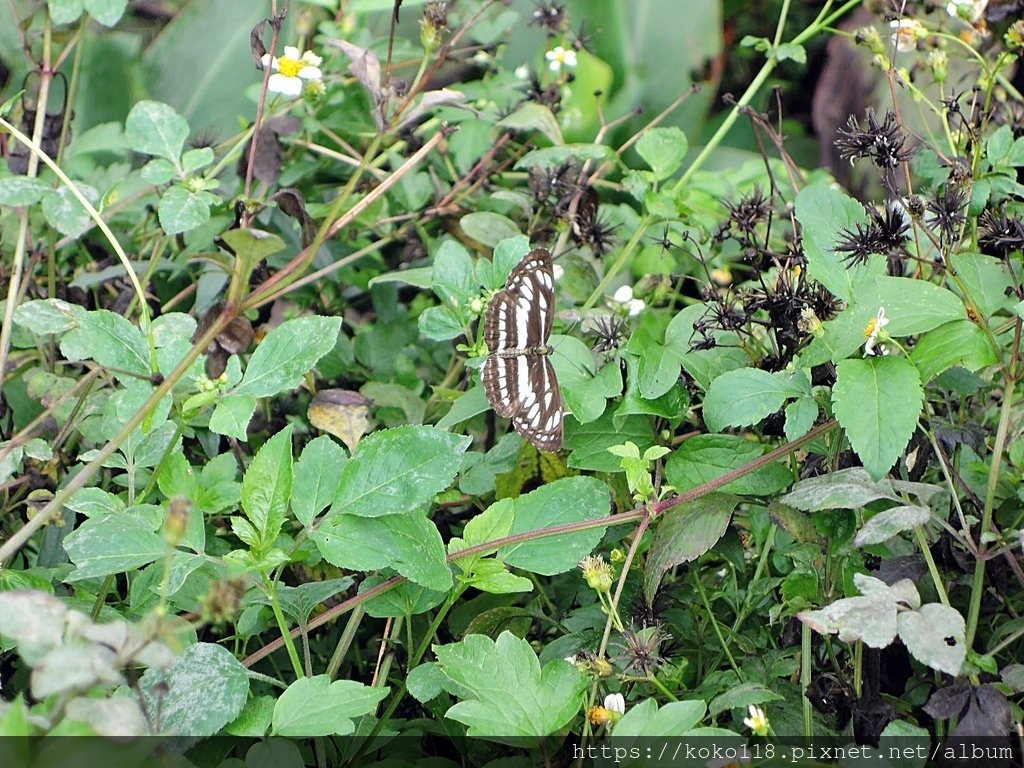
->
<box><xmin>283</xmin><ymin>46</ymin><xmax>301</xmax><ymax>59</ymax></box>
<box><xmin>613</xmin><ymin>285</ymin><xmax>634</xmax><ymax>303</ymax></box>
<box><xmin>261</xmin><ymin>53</ymin><xmax>275</xmax><ymax>69</ymax></box>
<box><xmin>298</xmin><ymin>65</ymin><xmax>323</xmax><ymax>81</ymax></box>
<box><xmin>267</xmin><ymin>73</ymin><xmax>303</xmax><ymax>97</ymax></box>
<box><xmin>564</xmin><ymin>50</ymin><xmax>578</xmax><ymax>67</ymax></box>
<box><xmin>604</xmin><ymin>693</ymin><xmax>626</xmax><ymax>714</ymax></box>
<box><xmin>628</xmin><ymin>299</ymin><xmax>645</xmax><ymax>317</ymax></box>
<box><xmin>301</xmin><ymin>50</ymin><xmax>323</xmax><ymax>67</ymax></box>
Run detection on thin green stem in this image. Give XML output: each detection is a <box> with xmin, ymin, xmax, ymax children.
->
<box><xmin>914</xmin><ymin>526</ymin><xmax>951</xmax><ymax>607</ymax></box>
<box><xmin>694</xmin><ymin>575</ymin><xmax>743</xmax><ymax>680</ymax></box>
<box><xmin>326</xmin><ymin>605</ymin><xmax>365</xmax><ymax>680</ymax></box>
<box><xmin>268</xmin><ymin>583</ymin><xmax>305</xmax><ymax>679</ymax></box>
<box><xmin>802</xmin><ymin>621</ymin><xmax>813</xmax><ymax>739</ymax></box>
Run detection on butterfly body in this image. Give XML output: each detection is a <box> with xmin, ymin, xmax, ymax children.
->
<box><xmin>482</xmin><ymin>248</ymin><xmax>564</xmax><ymax>452</ymax></box>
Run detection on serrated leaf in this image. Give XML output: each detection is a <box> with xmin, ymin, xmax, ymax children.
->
<box><xmin>910</xmin><ymin>319</ymin><xmax>997</xmax><ymax>383</ymax></box>
<box><xmin>664</xmin><ymin>435</ymin><xmax>792</xmax><ymax>496</ymax></box>
<box><xmin>433</xmin><ymin>632</ymin><xmax>587</xmax><ymax>743</ymax></box>
<box><xmin>784</xmin><ymin>396</ymin><xmax>818</xmax><ymax>441</ymax></box>
<box><xmin>240</xmin><ymin>426</ymin><xmax>293</xmax><ymax>553</ymax></box>
<box><xmin>897</xmin><ymin>604</ymin><xmax>965</xmax><ymax>676</ymax></box>
<box><xmin>497</xmin><ymin>102</ymin><xmax>563</xmax><ymax>145</ymax></box>
<box><xmin>780</xmin><ymin>467</ymin><xmax>899</xmax><ymax>511</ymax></box>
<box><xmin>855</xmin><ymin>504</ymin><xmax>931</xmax><ymax>547</ymax></box>
<box><xmin>234</xmin><ymin>315</ymin><xmax>342</xmax><ymax>397</ymax></box>
<box><xmin>59</xmin><ymin>308</ymin><xmax>149</xmax><ymax>381</ymax></box>
<box><xmin>208</xmin><ymin>394</ymin><xmax>256</xmax><ymax>441</ymax></box>
<box><xmin>635</xmin><ymin>126</ymin><xmax>687</xmax><ymax>180</ymax></box>
<box><xmin>13</xmin><ymin>298</ymin><xmax>78</xmax><ymax>335</ymax></box>
<box><xmin>292</xmin><ymin>435</ymin><xmax>346</xmax><ymax>527</ymax></box>
<box><xmin>833</xmin><ymin>357</ymin><xmax>923</xmax><ymax>480</ymax></box>
<box><xmin>125</xmin><ymin>100</ymin><xmax>189</xmax><ymax>163</ymax></box>
<box><xmin>644</xmin><ymin>493</ymin><xmax>738</xmax><ymax>603</ymax></box>
<box><xmin>138</xmin><ymin>643</ymin><xmax>249</xmax><ymax>737</ymax></box>
<box><xmin>41</xmin><ymin>184</ymin><xmax>99</xmax><ymax>238</ymax></box>
<box><xmin>63</xmin><ymin>517</ymin><xmax>167</xmax><ymax>581</ymax></box>
<box><xmin>272</xmin><ymin>675</ymin><xmax>388</xmax><ymax>737</ymax></box>
<box><xmin>329</xmin><ymin>426</ymin><xmax>470</xmax><ymax>518</ymax></box>
<box><xmin>459</xmin><ymin>212</ymin><xmax>520</xmax><ymax>248</ymax></box>
<box><xmin>158</xmin><ymin>186</ymin><xmax>217</xmax><ymax>235</ymax></box>
<box><xmin>0</xmin><ymin>176</ymin><xmax>50</xmax><ymax>205</ymax></box>
<box><xmin>702</xmin><ymin>368</ymin><xmax>802</xmax><ymax>432</ymax></box>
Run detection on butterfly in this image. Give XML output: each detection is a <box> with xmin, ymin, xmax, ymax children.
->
<box><xmin>481</xmin><ymin>248</ymin><xmax>564</xmax><ymax>452</ymax></box>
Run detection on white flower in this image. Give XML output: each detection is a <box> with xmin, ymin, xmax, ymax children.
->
<box><xmin>612</xmin><ymin>285</ymin><xmax>645</xmax><ymax>316</ymax></box>
<box><xmin>604</xmin><ymin>693</ymin><xmax>626</xmax><ymax>715</ymax></box>
<box><xmin>514</xmin><ymin>64</ymin><xmax>530</xmax><ymax>80</ymax></box>
<box><xmin>743</xmin><ymin>704</ymin><xmax>769</xmax><ymax>736</ymax></box>
<box><xmin>261</xmin><ymin>45</ymin><xmax>324</xmax><ymax>98</ymax></box>
<box><xmin>545</xmin><ymin>46</ymin><xmax>577</xmax><ymax>72</ymax></box>
<box><xmin>864</xmin><ymin>306</ymin><xmax>890</xmax><ymax>356</ymax></box>
<box><xmin>947</xmin><ymin>0</ymin><xmax>987</xmax><ymax>22</ymax></box>
<box><xmin>890</xmin><ymin>19</ymin><xmax>924</xmax><ymax>53</ymax></box>
<box><xmin>552</xmin><ymin>263</ymin><xmax>564</xmax><ymax>281</ymax></box>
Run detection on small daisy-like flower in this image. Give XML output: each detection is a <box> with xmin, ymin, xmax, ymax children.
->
<box><xmin>864</xmin><ymin>307</ymin><xmax>890</xmax><ymax>356</ymax></box>
<box><xmin>579</xmin><ymin>554</ymin><xmax>614</xmax><ymax>594</ymax></box>
<box><xmin>261</xmin><ymin>46</ymin><xmax>323</xmax><ymax>98</ymax></box>
<box><xmin>545</xmin><ymin>45</ymin><xmax>578</xmax><ymax>72</ymax></box>
<box><xmin>514</xmin><ymin>64</ymin><xmax>530</xmax><ymax>80</ymax></box>
<box><xmin>604</xmin><ymin>693</ymin><xmax>626</xmax><ymax>715</ymax></box>
<box><xmin>612</xmin><ymin>285</ymin><xmax>645</xmax><ymax>316</ymax></box>
<box><xmin>743</xmin><ymin>704</ymin><xmax>770</xmax><ymax>736</ymax></box>
<box><xmin>947</xmin><ymin>0</ymin><xmax>987</xmax><ymax>22</ymax></box>
<box><xmin>890</xmin><ymin>19</ymin><xmax>924</xmax><ymax>52</ymax></box>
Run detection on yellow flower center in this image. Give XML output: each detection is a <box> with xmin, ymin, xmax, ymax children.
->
<box><xmin>278</xmin><ymin>56</ymin><xmax>303</xmax><ymax>78</ymax></box>
<box><xmin>864</xmin><ymin>318</ymin><xmax>877</xmax><ymax>337</ymax></box>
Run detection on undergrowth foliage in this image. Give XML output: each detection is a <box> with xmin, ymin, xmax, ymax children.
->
<box><xmin>0</xmin><ymin>0</ymin><xmax>1023</xmax><ymax>760</ymax></box>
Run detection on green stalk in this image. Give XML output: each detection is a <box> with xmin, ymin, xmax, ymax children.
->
<box><xmin>802</xmin><ymin>621</ymin><xmax>813</xmax><ymax>739</ymax></box>
<box><xmin>269</xmin><ymin>583</ymin><xmax>305</xmax><ymax>679</ymax></box>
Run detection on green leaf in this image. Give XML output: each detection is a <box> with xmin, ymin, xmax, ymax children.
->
<box><xmin>47</xmin><ymin>0</ymin><xmax>83</xmax><ymax>24</ymax></box>
<box><xmin>240</xmin><ymin>426</ymin><xmax>293</xmax><ymax>553</ymax></box>
<box><xmin>798</xmin><ymin>574</ymin><xmax>918</xmax><ymax>648</ymax></box>
<box><xmin>271</xmin><ymin>579</ymin><xmax>354</xmax><ymax>624</ymax></box>
<box><xmin>0</xmin><ymin>176</ymin><xmax>50</xmax><ymax>206</ymax></box>
<box><xmin>234</xmin><ymin>315</ymin><xmax>342</xmax><ymax>397</ymax></box>
<box><xmin>65</xmin><ymin>487</ymin><xmax>125</xmax><ymax>518</ymax></box>
<box><xmin>565</xmin><ymin>411</ymin><xmax>655</xmax><ymax>472</ymax></box>
<box><xmin>644</xmin><ymin>493</ymin><xmax>738</xmax><ymax>603</ymax></box>
<box><xmin>292</xmin><ymin>436</ymin><xmax>346</xmax><ymax>527</ymax></box>
<box><xmin>868</xmin><ymin>277</ymin><xmax>966</xmax><ymax>335</ymax></box>
<box><xmin>223</xmin><ymin>696</ymin><xmax>275</xmax><ymax>737</ymax></box>
<box><xmin>41</xmin><ymin>184</ymin><xmax>99</xmax><ymax>238</ymax></box>
<box><xmin>360</xmin><ymin>575</ymin><xmax>446</xmax><ymax>618</ymax></box>
<box><xmin>141</xmin><ymin>158</ymin><xmax>176</xmax><ymax>185</ymax></box>
<box><xmin>83</xmin><ymin>0</ymin><xmax>128</xmax><ymax>26</ymax></box>
<box><xmin>125</xmin><ymin>100</ymin><xmax>189</xmax><ymax>163</ymax></box>
<box><xmin>910</xmin><ymin>319</ymin><xmax>997</xmax><ymax>383</ymax></box>
<box><xmin>497</xmin><ymin>102</ymin><xmax>563</xmax><ymax>145</ymax></box>
<box><xmin>709</xmin><ymin>683</ymin><xmax>786</xmax><ymax>717</ymax></box>
<box><xmin>515</xmin><ymin>143</ymin><xmax>615</xmax><ymax>170</ymax></box>
<box><xmin>434</xmin><ymin>632</ymin><xmax>587</xmax><ymax>742</ymax></box>
<box><xmin>158</xmin><ymin>185</ymin><xmax>218</xmax><ymax>235</ymax></box>
<box><xmin>953</xmin><ymin>253</ymin><xmax>1013</xmax><ymax>315</ymax></box>
<box><xmin>795</xmin><ymin>184</ymin><xmax>882</xmax><ymax>302</ymax></box>
<box><xmin>181</xmin><ymin>146</ymin><xmax>214</xmax><ymax>173</ymax></box>
<box><xmin>272</xmin><ymin>675</ymin><xmax>388</xmax><ymax>737</ymax></box>
<box><xmin>418</xmin><ymin>305</ymin><xmax>464</xmax><ymax>341</ymax></box>
<box><xmin>60</xmin><ymin>308</ymin><xmax>149</xmax><ymax>380</ymax></box>
<box><xmin>311</xmin><ymin>511</ymin><xmax>452</xmax><ymax>590</ymax></box>
<box><xmin>702</xmin><ymin>368</ymin><xmax>803</xmax><ymax>432</ymax></box>
<box><xmin>855</xmin><ymin>504</ymin><xmax>931</xmax><ymax>547</ymax></box>
<box><xmin>897</xmin><ymin>604</ymin><xmax>965</xmax><ymax>676</ymax></box>
<box><xmin>209</xmin><ymin>394</ymin><xmax>256</xmax><ymax>441</ymax></box>
<box><xmin>64</xmin><ymin>516</ymin><xmax>167</xmax><ymax>580</ymax></box>
<box><xmin>138</xmin><ymin>643</ymin><xmax>249</xmax><ymax>737</ymax></box>
<box><xmin>635</xmin><ymin>127</ymin><xmax>687</xmax><ymax>180</ymax></box>
<box><xmin>431</xmin><ymin>240</ymin><xmax>478</xmax><ymax>311</ymax></box>
<box><xmin>781</xmin><ymin>467</ymin><xmax>899</xmax><ymax>511</ymax></box>
<box><xmin>833</xmin><ymin>357</ymin><xmax>924</xmax><ymax>480</ymax></box>
<box><xmin>329</xmin><ymin>425</ymin><xmax>470</xmax><ymax>518</ymax></box>
<box><xmin>458</xmin><ymin>212</ymin><xmax>520</xmax><ymax>248</ymax></box>
<box><xmin>436</xmin><ymin>385</ymin><xmax>489</xmax><ymax>430</ymax></box>
<box><xmin>613</xmin><ymin>698</ymin><xmax>713</xmax><ymax>738</ymax></box>
<box><xmin>555</xmin><ymin>335</ymin><xmax>621</xmax><ymax>423</ymax></box>
<box><xmin>13</xmin><ymin>298</ymin><xmax>78</xmax><ymax>335</ymax></box>
<box><xmin>773</xmin><ymin>42</ymin><xmax>806</xmax><ymax>63</ymax></box>
<box><xmin>480</xmin><ymin>235</ymin><xmax>532</xmax><ymax>290</ymax></box>
<box><xmin>499</xmin><ymin>477</ymin><xmax>610</xmax><ymax>575</ymax></box>
<box><xmin>784</xmin><ymin>396</ymin><xmax>818</xmax><ymax>441</ymax></box>
<box><xmin>665</xmin><ymin>435</ymin><xmax>792</xmax><ymax>496</ymax></box>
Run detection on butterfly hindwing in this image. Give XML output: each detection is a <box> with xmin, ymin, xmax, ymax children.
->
<box><xmin>481</xmin><ymin>248</ymin><xmax>564</xmax><ymax>452</ymax></box>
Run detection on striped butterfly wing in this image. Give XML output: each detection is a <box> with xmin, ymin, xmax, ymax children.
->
<box><xmin>482</xmin><ymin>248</ymin><xmax>564</xmax><ymax>452</ymax></box>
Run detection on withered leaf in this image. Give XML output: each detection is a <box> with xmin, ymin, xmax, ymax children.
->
<box><xmin>272</xmin><ymin>188</ymin><xmax>318</xmax><ymax>248</ymax></box>
<box><xmin>308</xmin><ymin>389</ymin><xmax>373</xmax><ymax>453</ymax></box>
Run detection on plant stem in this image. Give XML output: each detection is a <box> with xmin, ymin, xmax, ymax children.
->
<box><xmin>269</xmin><ymin>583</ymin><xmax>305</xmax><ymax>679</ymax></box>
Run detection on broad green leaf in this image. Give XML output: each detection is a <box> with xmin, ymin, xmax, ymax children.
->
<box><xmin>910</xmin><ymin>320</ymin><xmax>997</xmax><ymax>383</ymax></box>
<box><xmin>360</xmin><ymin>575</ymin><xmax>446</xmax><ymax>618</ymax></box>
<box><xmin>626</xmin><ymin>326</ymin><xmax>684</xmax><ymax>400</ymax></box>
<box><xmin>897</xmin><ymin>604</ymin><xmax>965</xmax><ymax>676</ymax></box>
<box><xmin>138</xmin><ymin>643</ymin><xmax>249</xmax><ymax>737</ymax></box>
<box><xmin>329</xmin><ymin>426</ymin><xmax>470</xmax><ymax>518</ymax></box>
<box><xmin>272</xmin><ymin>675</ymin><xmax>388</xmax><ymax>737</ymax></box>
<box><xmin>480</xmin><ymin>235</ymin><xmax>532</xmax><ymax>290</ymax></box>
<box><xmin>209</xmin><ymin>394</ymin><xmax>256</xmax><ymax>441</ymax></box>
<box><xmin>459</xmin><ymin>212</ymin><xmax>520</xmax><ymax>248</ymax></box>
<box><xmin>431</xmin><ymin>240</ymin><xmax>478</xmax><ymax>311</ymax></box>
<box><xmin>555</xmin><ymin>335</ymin><xmax>621</xmax><ymax>423</ymax></box>
<box><xmin>868</xmin><ymin>277</ymin><xmax>966</xmax><ymax>335</ymax></box>
<box><xmin>497</xmin><ymin>103</ymin><xmax>563</xmax><ymax>145</ymax></box>
<box><xmin>784</xmin><ymin>396</ymin><xmax>818</xmax><ymax>441</ymax></box>
<box><xmin>158</xmin><ymin>186</ymin><xmax>218</xmax><ymax>235</ymax></box>
<box><xmin>41</xmin><ymin>184</ymin><xmax>99</xmax><ymax>238</ymax></box>
<box><xmin>781</xmin><ymin>467</ymin><xmax>899</xmax><ymax>511</ymax></box>
<box><xmin>418</xmin><ymin>305</ymin><xmax>464</xmax><ymax>341</ymax></box>
<box><xmin>84</xmin><ymin>0</ymin><xmax>128</xmax><ymax>26</ymax></box>
<box><xmin>0</xmin><ymin>592</ymin><xmax>68</xmax><ymax>664</ymax></box>
<box><xmin>125</xmin><ymin>100</ymin><xmax>189</xmax><ymax>163</ymax></box>
<box><xmin>514</xmin><ymin>143</ymin><xmax>615</xmax><ymax>170</ymax></box>
<box><xmin>234</xmin><ymin>316</ymin><xmax>342</xmax><ymax>397</ymax></box>
<box><xmin>219</xmin><ymin>229</ymin><xmax>286</xmax><ymax>265</ymax></box>
<box><xmin>63</xmin><ymin>517</ymin><xmax>167</xmax><ymax>581</ymax></box>
<box><xmin>13</xmin><ymin>298</ymin><xmax>78</xmax><ymax>335</ymax></box>
<box><xmin>0</xmin><ymin>176</ymin><xmax>49</xmax><ymax>205</ymax></box>
<box><xmin>65</xmin><ymin>487</ymin><xmax>125</xmax><ymax>518</ymax></box>
<box><xmin>635</xmin><ymin>127</ymin><xmax>687</xmax><ymax>180</ymax></box>
<box><xmin>436</xmin><ymin>385</ymin><xmax>489</xmax><ymax>430</ymax></box>
<box><xmin>613</xmin><ymin>698</ymin><xmax>713</xmax><ymax>738</ymax></box>
<box><xmin>264</xmin><ymin>579</ymin><xmax>354</xmax><ymax>625</ymax></box>
<box><xmin>709</xmin><ymin>683</ymin><xmax>786</xmax><ymax>717</ymax></box>
<box><xmin>565</xmin><ymin>411</ymin><xmax>655</xmax><ymax>472</ymax></box>
<box><xmin>311</xmin><ymin>511</ymin><xmax>452</xmax><ymax>590</ymax></box>
<box><xmin>500</xmin><ymin>477</ymin><xmax>611</xmax><ymax>575</ymax></box>
<box><xmin>855</xmin><ymin>504</ymin><xmax>931</xmax><ymax>547</ymax></box>
<box><xmin>60</xmin><ymin>308</ymin><xmax>149</xmax><ymax>380</ymax></box>
<box><xmin>292</xmin><ymin>435</ymin><xmax>346</xmax><ymax>527</ymax></box>
<box><xmin>47</xmin><ymin>0</ymin><xmax>83</xmax><ymax>24</ymax></box>
<box><xmin>702</xmin><ymin>368</ymin><xmax>803</xmax><ymax>432</ymax></box>
<box><xmin>240</xmin><ymin>426</ymin><xmax>293</xmax><ymax>553</ymax></box>
<box><xmin>794</xmin><ymin>183</ymin><xmax>882</xmax><ymax>302</ymax></box>
<box><xmin>833</xmin><ymin>357</ymin><xmax>924</xmax><ymax>480</ymax></box>
<box><xmin>223</xmin><ymin>696</ymin><xmax>275</xmax><ymax>737</ymax></box>
<box><xmin>643</xmin><ymin>493</ymin><xmax>738</xmax><ymax>603</ymax></box>
<box><xmin>665</xmin><ymin>435</ymin><xmax>792</xmax><ymax>496</ymax></box>
<box><xmin>433</xmin><ymin>632</ymin><xmax>587</xmax><ymax>742</ymax></box>
<box><xmin>952</xmin><ymin>252</ymin><xmax>1013</xmax><ymax>315</ymax></box>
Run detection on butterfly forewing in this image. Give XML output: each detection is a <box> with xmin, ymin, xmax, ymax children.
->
<box><xmin>481</xmin><ymin>248</ymin><xmax>564</xmax><ymax>452</ymax></box>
